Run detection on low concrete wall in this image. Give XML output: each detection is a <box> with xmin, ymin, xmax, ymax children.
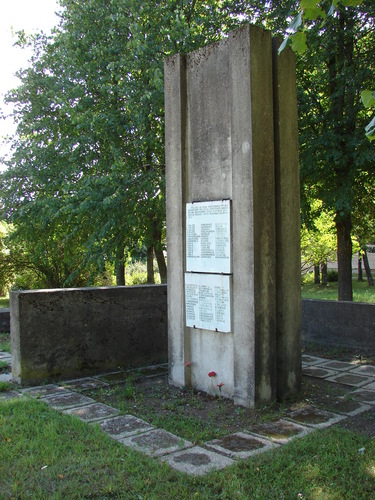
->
<box><xmin>302</xmin><ymin>299</ymin><xmax>375</xmax><ymax>353</ymax></box>
<box><xmin>0</xmin><ymin>308</ymin><xmax>10</xmax><ymax>333</ymax></box>
<box><xmin>10</xmin><ymin>287</ymin><xmax>374</xmax><ymax>387</ymax></box>
<box><xmin>11</xmin><ymin>285</ymin><xmax>167</xmax><ymax>386</ymax></box>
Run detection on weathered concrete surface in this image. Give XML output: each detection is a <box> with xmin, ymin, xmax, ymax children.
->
<box><xmin>11</xmin><ymin>285</ymin><xmax>167</xmax><ymax>385</ymax></box>
<box><xmin>302</xmin><ymin>299</ymin><xmax>375</xmax><ymax>353</ymax></box>
<box><xmin>165</xmin><ymin>25</ymin><xmax>300</xmax><ymax>406</ymax></box>
<box><xmin>0</xmin><ymin>308</ymin><xmax>10</xmax><ymax>333</ymax></box>
<box><xmin>272</xmin><ymin>39</ymin><xmax>301</xmax><ymax>400</ymax></box>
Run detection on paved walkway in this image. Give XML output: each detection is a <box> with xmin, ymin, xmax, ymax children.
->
<box><xmin>1</xmin><ymin>352</ymin><xmax>375</xmax><ymax>475</ymax></box>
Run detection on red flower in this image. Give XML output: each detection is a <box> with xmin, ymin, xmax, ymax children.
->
<box><xmin>217</xmin><ymin>382</ymin><xmax>224</xmax><ymax>388</ymax></box>
<box><xmin>208</xmin><ymin>371</ymin><xmax>216</xmax><ymax>377</ymax></box>
<box><xmin>185</xmin><ymin>361</ymin><xmax>191</xmax><ymax>367</ymax></box>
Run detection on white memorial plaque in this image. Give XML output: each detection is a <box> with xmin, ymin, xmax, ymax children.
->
<box><xmin>186</xmin><ymin>200</ymin><xmax>231</xmax><ymax>273</ymax></box>
<box><xmin>185</xmin><ymin>273</ymin><xmax>231</xmax><ymax>332</ymax></box>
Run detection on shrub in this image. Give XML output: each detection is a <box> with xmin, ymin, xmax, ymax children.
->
<box><xmin>327</xmin><ymin>270</ymin><xmax>339</xmax><ymax>282</ymax></box>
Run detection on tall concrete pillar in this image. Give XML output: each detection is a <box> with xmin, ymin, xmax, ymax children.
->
<box><xmin>165</xmin><ymin>25</ymin><xmax>301</xmax><ymax>406</ymax></box>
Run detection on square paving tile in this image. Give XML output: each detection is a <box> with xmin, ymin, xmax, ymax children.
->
<box><xmin>205</xmin><ymin>432</ymin><xmax>276</xmax><ymax>459</ymax></box>
<box><xmin>21</xmin><ymin>384</ymin><xmax>70</xmax><ymax>398</ymax></box>
<box><xmin>0</xmin><ymin>373</ymin><xmax>12</xmax><ymax>382</ymax></box>
<box><xmin>162</xmin><ymin>446</ymin><xmax>234</xmax><ymax>476</ymax></box>
<box><xmin>120</xmin><ymin>428</ymin><xmax>193</xmax><ymax>457</ymax></box>
<box><xmin>0</xmin><ymin>390</ymin><xmax>22</xmax><ymax>401</ymax></box>
<box><xmin>349</xmin><ymin>365</ymin><xmax>375</xmax><ymax>378</ymax></box>
<box><xmin>302</xmin><ymin>355</ymin><xmax>328</xmax><ymax>366</ymax></box>
<box><xmin>133</xmin><ymin>364</ymin><xmax>168</xmax><ymax>378</ymax></box>
<box><xmin>97</xmin><ymin>371</ymin><xmax>131</xmax><ymax>383</ymax></box>
<box><xmin>318</xmin><ymin>360</ymin><xmax>357</xmax><ymax>372</ymax></box>
<box><xmin>302</xmin><ymin>366</ymin><xmax>339</xmax><ymax>379</ymax></box>
<box><xmin>97</xmin><ymin>414</ymin><xmax>153</xmax><ymax>439</ymax></box>
<box><xmin>42</xmin><ymin>391</ymin><xmax>96</xmax><ymax>410</ymax></box>
<box><xmin>317</xmin><ymin>397</ymin><xmax>371</xmax><ymax>417</ymax></box>
<box><xmin>63</xmin><ymin>402</ymin><xmax>119</xmax><ymax>422</ymax></box>
<box><xmin>350</xmin><ymin>389</ymin><xmax>375</xmax><ymax>405</ymax></box>
<box><xmin>286</xmin><ymin>405</ymin><xmax>346</xmax><ymax>428</ymax></box>
<box><xmin>245</xmin><ymin>419</ymin><xmax>312</xmax><ymax>444</ymax></box>
<box><xmin>61</xmin><ymin>377</ymin><xmax>109</xmax><ymax>391</ymax></box>
<box><xmin>0</xmin><ymin>352</ymin><xmax>11</xmax><ymax>361</ymax></box>
<box><xmin>326</xmin><ymin>373</ymin><xmax>374</xmax><ymax>388</ymax></box>
<box><xmin>361</xmin><ymin>381</ymin><xmax>375</xmax><ymax>392</ymax></box>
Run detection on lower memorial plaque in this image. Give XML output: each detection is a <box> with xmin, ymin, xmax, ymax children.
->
<box><xmin>185</xmin><ymin>273</ymin><xmax>231</xmax><ymax>332</ymax></box>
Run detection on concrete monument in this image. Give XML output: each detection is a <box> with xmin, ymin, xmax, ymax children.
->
<box><xmin>165</xmin><ymin>25</ymin><xmax>301</xmax><ymax>406</ymax></box>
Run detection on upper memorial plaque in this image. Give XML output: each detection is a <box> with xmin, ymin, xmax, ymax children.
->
<box><xmin>186</xmin><ymin>200</ymin><xmax>231</xmax><ymax>274</ymax></box>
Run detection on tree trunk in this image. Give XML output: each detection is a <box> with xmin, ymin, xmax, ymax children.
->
<box><xmin>321</xmin><ymin>262</ymin><xmax>327</xmax><ymax>286</ymax></box>
<box><xmin>147</xmin><ymin>246</ymin><xmax>155</xmax><ymax>284</ymax></box>
<box><xmin>115</xmin><ymin>247</ymin><xmax>125</xmax><ymax>286</ymax></box>
<box><xmin>358</xmin><ymin>252</ymin><xmax>363</xmax><ymax>282</ymax></box>
<box><xmin>363</xmin><ymin>249</ymin><xmax>374</xmax><ymax>287</ymax></box>
<box><xmin>153</xmin><ymin>226</ymin><xmax>167</xmax><ymax>283</ymax></box>
<box><xmin>314</xmin><ymin>264</ymin><xmax>320</xmax><ymax>284</ymax></box>
<box><xmin>336</xmin><ymin>214</ymin><xmax>353</xmax><ymax>301</ymax></box>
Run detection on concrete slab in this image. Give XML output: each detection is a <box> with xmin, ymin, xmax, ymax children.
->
<box><xmin>42</xmin><ymin>391</ymin><xmax>96</xmax><ymax>410</ymax></box>
<box><xmin>286</xmin><ymin>405</ymin><xmax>346</xmax><ymax>428</ymax></box>
<box><xmin>361</xmin><ymin>381</ymin><xmax>375</xmax><ymax>392</ymax></box>
<box><xmin>326</xmin><ymin>373</ymin><xmax>374</xmax><ymax>388</ymax></box>
<box><xmin>97</xmin><ymin>372</ymin><xmax>131</xmax><ymax>383</ymax></box>
<box><xmin>21</xmin><ymin>384</ymin><xmax>70</xmax><ymax>398</ymax></box>
<box><xmin>120</xmin><ymin>428</ymin><xmax>193</xmax><ymax>457</ymax></box>
<box><xmin>0</xmin><ymin>390</ymin><xmax>22</xmax><ymax>401</ymax></box>
<box><xmin>205</xmin><ymin>432</ymin><xmax>276</xmax><ymax>459</ymax></box>
<box><xmin>349</xmin><ymin>365</ymin><xmax>375</xmax><ymax>378</ymax></box>
<box><xmin>161</xmin><ymin>446</ymin><xmax>234</xmax><ymax>476</ymax></box>
<box><xmin>301</xmin><ymin>355</ymin><xmax>328</xmax><ymax>366</ymax></box>
<box><xmin>318</xmin><ymin>360</ymin><xmax>357</xmax><ymax>372</ymax></box>
<box><xmin>63</xmin><ymin>402</ymin><xmax>119</xmax><ymax>422</ymax></box>
<box><xmin>131</xmin><ymin>364</ymin><xmax>168</xmax><ymax>378</ymax></box>
<box><xmin>0</xmin><ymin>352</ymin><xmax>11</xmax><ymax>362</ymax></box>
<box><xmin>319</xmin><ymin>397</ymin><xmax>371</xmax><ymax>417</ymax></box>
<box><xmin>0</xmin><ymin>373</ymin><xmax>12</xmax><ymax>382</ymax></box>
<box><xmin>350</xmin><ymin>389</ymin><xmax>375</xmax><ymax>405</ymax></box>
<box><xmin>245</xmin><ymin>419</ymin><xmax>312</xmax><ymax>444</ymax></box>
<box><xmin>302</xmin><ymin>366</ymin><xmax>339</xmax><ymax>379</ymax></box>
<box><xmin>61</xmin><ymin>377</ymin><xmax>109</xmax><ymax>391</ymax></box>
<box><xmin>97</xmin><ymin>415</ymin><xmax>154</xmax><ymax>439</ymax></box>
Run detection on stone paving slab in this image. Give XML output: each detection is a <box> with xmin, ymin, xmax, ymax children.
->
<box><xmin>350</xmin><ymin>389</ymin><xmax>375</xmax><ymax>405</ymax></box>
<box><xmin>132</xmin><ymin>364</ymin><xmax>168</xmax><ymax>378</ymax></box>
<box><xmin>245</xmin><ymin>419</ymin><xmax>312</xmax><ymax>444</ymax></box>
<box><xmin>318</xmin><ymin>397</ymin><xmax>371</xmax><ymax>417</ymax></box>
<box><xmin>302</xmin><ymin>355</ymin><xmax>328</xmax><ymax>366</ymax></box>
<box><xmin>161</xmin><ymin>446</ymin><xmax>234</xmax><ymax>476</ymax></box>
<box><xmin>326</xmin><ymin>373</ymin><xmax>375</xmax><ymax>388</ymax></box>
<box><xmin>318</xmin><ymin>360</ymin><xmax>357</xmax><ymax>372</ymax></box>
<box><xmin>97</xmin><ymin>371</ymin><xmax>131</xmax><ymax>383</ymax></box>
<box><xmin>42</xmin><ymin>391</ymin><xmax>96</xmax><ymax>410</ymax></box>
<box><xmin>302</xmin><ymin>366</ymin><xmax>339</xmax><ymax>379</ymax></box>
<box><xmin>120</xmin><ymin>428</ymin><xmax>193</xmax><ymax>457</ymax></box>
<box><xmin>0</xmin><ymin>390</ymin><xmax>23</xmax><ymax>401</ymax></box>
<box><xmin>350</xmin><ymin>365</ymin><xmax>375</xmax><ymax>378</ymax></box>
<box><xmin>205</xmin><ymin>432</ymin><xmax>277</xmax><ymax>460</ymax></box>
<box><xmin>21</xmin><ymin>384</ymin><xmax>70</xmax><ymax>398</ymax></box>
<box><xmin>63</xmin><ymin>402</ymin><xmax>119</xmax><ymax>422</ymax></box>
<box><xmin>286</xmin><ymin>405</ymin><xmax>346</xmax><ymax>429</ymax></box>
<box><xmin>0</xmin><ymin>352</ymin><xmax>11</xmax><ymax>361</ymax></box>
<box><xmin>97</xmin><ymin>414</ymin><xmax>154</xmax><ymax>439</ymax></box>
<box><xmin>62</xmin><ymin>377</ymin><xmax>109</xmax><ymax>391</ymax></box>
<box><xmin>361</xmin><ymin>380</ymin><xmax>375</xmax><ymax>392</ymax></box>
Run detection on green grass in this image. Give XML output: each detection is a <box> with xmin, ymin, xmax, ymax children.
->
<box><xmin>0</xmin><ymin>297</ymin><xmax>9</xmax><ymax>308</ymax></box>
<box><xmin>302</xmin><ymin>278</ymin><xmax>375</xmax><ymax>302</ymax></box>
<box><xmin>0</xmin><ymin>332</ymin><xmax>10</xmax><ymax>353</ymax></box>
<box><xmin>0</xmin><ymin>398</ymin><xmax>374</xmax><ymax>498</ymax></box>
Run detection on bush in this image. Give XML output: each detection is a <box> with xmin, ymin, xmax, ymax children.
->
<box><xmin>327</xmin><ymin>270</ymin><xmax>338</xmax><ymax>282</ymax></box>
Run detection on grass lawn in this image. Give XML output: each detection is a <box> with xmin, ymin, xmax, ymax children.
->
<box><xmin>0</xmin><ymin>297</ymin><xmax>9</xmax><ymax>308</ymax></box>
<box><xmin>302</xmin><ymin>278</ymin><xmax>375</xmax><ymax>303</ymax></box>
<box><xmin>0</xmin><ymin>397</ymin><xmax>374</xmax><ymax>498</ymax></box>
